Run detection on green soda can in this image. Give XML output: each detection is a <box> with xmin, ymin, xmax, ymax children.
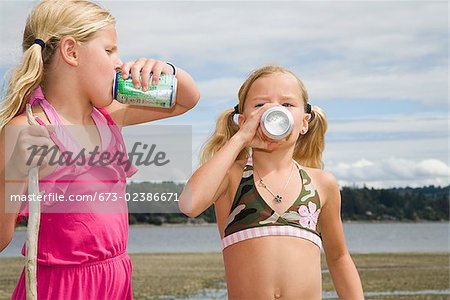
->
<box><xmin>113</xmin><ymin>71</ymin><xmax>177</xmax><ymax>108</ymax></box>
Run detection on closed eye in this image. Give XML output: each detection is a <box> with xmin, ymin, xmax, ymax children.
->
<box><xmin>282</xmin><ymin>103</ymin><xmax>294</xmax><ymax>107</ymax></box>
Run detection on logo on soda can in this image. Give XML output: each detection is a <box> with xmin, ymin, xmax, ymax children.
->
<box><xmin>113</xmin><ymin>71</ymin><xmax>177</xmax><ymax>108</ymax></box>
<box><xmin>260</xmin><ymin>106</ymin><xmax>294</xmax><ymax>140</ymax></box>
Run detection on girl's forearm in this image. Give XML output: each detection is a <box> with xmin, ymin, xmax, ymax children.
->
<box><xmin>0</xmin><ymin>166</ymin><xmax>27</xmax><ymax>252</ymax></box>
<box><xmin>179</xmin><ymin>134</ymin><xmax>245</xmax><ymax>217</ymax></box>
<box><xmin>172</xmin><ymin>67</ymin><xmax>200</xmax><ymax>110</ymax></box>
<box><xmin>328</xmin><ymin>253</ymin><xmax>365</xmax><ymax>300</ymax></box>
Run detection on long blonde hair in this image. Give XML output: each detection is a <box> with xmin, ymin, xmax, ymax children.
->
<box><xmin>201</xmin><ymin>65</ymin><xmax>328</xmax><ymax>169</ymax></box>
<box><xmin>0</xmin><ymin>0</ymin><xmax>115</xmax><ymax>130</ymax></box>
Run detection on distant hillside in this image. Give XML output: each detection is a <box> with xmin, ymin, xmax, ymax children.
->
<box><xmin>126</xmin><ymin>182</ymin><xmax>449</xmax><ymax>225</ymax></box>
<box><xmin>340</xmin><ymin>185</ymin><xmax>449</xmax><ymax>221</ymax></box>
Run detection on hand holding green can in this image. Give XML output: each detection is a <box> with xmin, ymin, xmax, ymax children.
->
<box><xmin>113</xmin><ymin>71</ymin><xmax>177</xmax><ymax>108</ymax></box>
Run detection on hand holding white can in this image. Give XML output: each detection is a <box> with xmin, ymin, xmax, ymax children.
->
<box><xmin>260</xmin><ymin>106</ymin><xmax>294</xmax><ymax>141</ymax></box>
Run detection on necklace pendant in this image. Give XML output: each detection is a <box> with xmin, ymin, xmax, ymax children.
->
<box><xmin>274</xmin><ymin>195</ymin><xmax>282</xmax><ymax>203</ymax></box>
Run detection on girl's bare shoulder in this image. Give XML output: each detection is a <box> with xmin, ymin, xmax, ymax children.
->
<box><xmin>223</xmin><ymin>159</ymin><xmax>247</xmax><ymax>195</ymax></box>
<box><xmin>302</xmin><ymin>166</ymin><xmax>337</xmax><ymax>185</ymax></box>
<box><xmin>7</xmin><ymin>106</ymin><xmax>49</xmax><ymax>126</ymax></box>
<box><xmin>7</xmin><ymin>114</ymin><xmax>28</xmax><ymax>126</ymax></box>
<box><xmin>301</xmin><ymin>166</ymin><xmax>340</xmax><ymax>205</ymax></box>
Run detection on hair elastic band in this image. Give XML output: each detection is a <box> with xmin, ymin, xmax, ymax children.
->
<box><xmin>33</xmin><ymin>39</ymin><xmax>45</xmax><ymax>49</ymax></box>
<box><xmin>233</xmin><ymin>104</ymin><xmax>239</xmax><ymax>115</ymax></box>
<box><xmin>306</xmin><ymin>103</ymin><xmax>315</xmax><ymax>122</ymax></box>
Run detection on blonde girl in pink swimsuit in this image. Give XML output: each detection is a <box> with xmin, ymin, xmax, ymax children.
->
<box><xmin>0</xmin><ymin>0</ymin><xmax>199</xmax><ymax>299</ymax></box>
<box><xmin>179</xmin><ymin>65</ymin><xmax>364</xmax><ymax>299</ymax></box>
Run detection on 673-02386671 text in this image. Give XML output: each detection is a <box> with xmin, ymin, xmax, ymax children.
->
<box><xmin>9</xmin><ymin>192</ymin><xmax>179</xmax><ymax>203</ymax></box>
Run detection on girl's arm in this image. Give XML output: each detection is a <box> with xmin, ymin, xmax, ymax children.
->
<box><xmin>178</xmin><ymin>134</ymin><xmax>245</xmax><ymax>218</ymax></box>
<box><xmin>0</xmin><ymin>165</ymin><xmax>25</xmax><ymax>252</ymax></box>
<box><xmin>320</xmin><ymin>172</ymin><xmax>365</xmax><ymax>300</ymax></box>
<box><xmin>0</xmin><ymin>117</ymin><xmax>54</xmax><ymax>251</ymax></box>
<box><xmin>106</xmin><ymin>59</ymin><xmax>200</xmax><ymax>126</ymax></box>
<box><xmin>178</xmin><ymin>103</ymin><xmax>279</xmax><ymax>217</ymax></box>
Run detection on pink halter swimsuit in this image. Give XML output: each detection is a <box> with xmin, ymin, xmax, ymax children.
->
<box><xmin>12</xmin><ymin>87</ymin><xmax>137</xmax><ymax>300</ymax></box>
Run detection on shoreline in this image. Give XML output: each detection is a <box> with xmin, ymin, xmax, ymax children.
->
<box><xmin>0</xmin><ymin>253</ymin><xmax>448</xmax><ymax>300</ymax></box>
<box><xmin>130</xmin><ymin>220</ymin><xmax>450</xmax><ymax>226</ymax></box>
<box><xmin>12</xmin><ymin>220</ymin><xmax>449</xmax><ymax>231</ymax></box>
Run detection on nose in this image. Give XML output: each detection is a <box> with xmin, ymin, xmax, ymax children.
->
<box><xmin>114</xmin><ymin>57</ymin><xmax>123</xmax><ymax>69</ymax></box>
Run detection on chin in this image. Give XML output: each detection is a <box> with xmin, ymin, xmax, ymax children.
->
<box><xmin>102</xmin><ymin>99</ymin><xmax>114</xmax><ymax>107</ymax></box>
<box><xmin>275</xmin><ymin>140</ymin><xmax>296</xmax><ymax>152</ymax></box>
<box><xmin>262</xmin><ymin>143</ymin><xmax>285</xmax><ymax>153</ymax></box>
<box><xmin>92</xmin><ymin>97</ymin><xmax>113</xmax><ymax>108</ymax></box>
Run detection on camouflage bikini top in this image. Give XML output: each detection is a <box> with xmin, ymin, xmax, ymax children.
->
<box><xmin>222</xmin><ymin>157</ymin><xmax>322</xmax><ymax>250</ymax></box>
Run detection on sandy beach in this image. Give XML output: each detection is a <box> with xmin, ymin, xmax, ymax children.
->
<box><xmin>0</xmin><ymin>252</ymin><xmax>448</xmax><ymax>299</ymax></box>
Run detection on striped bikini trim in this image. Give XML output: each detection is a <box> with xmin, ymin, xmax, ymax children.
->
<box><xmin>221</xmin><ymin>225</ymin><xmax>322</xmax><ymax>250</ymax></box>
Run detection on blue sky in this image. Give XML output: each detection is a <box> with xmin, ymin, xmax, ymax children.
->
<box><xmin>0</xmin><ymin>1</ymin><xmax>448</xmax><ymax>188</ymax></box>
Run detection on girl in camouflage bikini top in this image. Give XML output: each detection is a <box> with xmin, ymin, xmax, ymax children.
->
<box><xmin>178</xmin><ymin>65</ymin><xmax>364</xmax><ymax>299</ymax></box>
<box><xmin>222</xmin><ymin>157</ymin><xmax>322</xmax><ymax>250</ymax></box>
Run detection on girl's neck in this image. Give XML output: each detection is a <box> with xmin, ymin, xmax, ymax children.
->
<box><xmin>42</xmin><ymin>75</ymin><xmax>94</xmax><ymax>125</ymax></box>
<box><xmin>252</xmin><ymin>147</ymin><xmax>295</xmax><ymax>176</ymax></box>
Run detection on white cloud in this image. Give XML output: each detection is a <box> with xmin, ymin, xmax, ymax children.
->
<box><xmin>329</xmin><ymin>157</ymin><xmax>450</xmax><ymax>188</ymax></box>
<box><xmin>0</xmin><ymin>1</ymin><xmax>447</xmax><ymax>188</ymax></box>
<box><xmin>1</xmin><ymin>1</ymin><xmax>447</xmax><ymax>106</ymax></box>
<box><xmin>328</xmin><ymin>114</ymin><xmax>448</xmax><ymax>135</ymax></box>
<box><xmin>306</xmin><ymin>67</ymin><xmax>447</xmax><ymax>106</ymax></box>
<box><xmin>325</xmin><ymin>137</ymin><xmax>448</xmax><ymax>165</ymax></box>
<box><xmin>195</xmin><ymin>77</ymin><xmax>242</xmax><ymax>106</ymax></box>
<box><xmin>152</xmin><ymin>112</ymin><xmax>449</xmax><ymax>177</ymax></box>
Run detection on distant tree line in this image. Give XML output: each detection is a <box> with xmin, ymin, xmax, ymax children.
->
<box><xmin>340</xmin><ymin>185</ymin><xmax>449</xmax><ymax>221</ymax></box>
<box><xmin>127</xmin><ymin>182</ymin><xmax>449</xmax><ymax>225</ymax></box>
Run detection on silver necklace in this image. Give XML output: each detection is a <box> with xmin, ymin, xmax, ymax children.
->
<box><xmin>253</xmin><ymin>162</ymin><xmax>295</xmax><ymax>203</ymax></box>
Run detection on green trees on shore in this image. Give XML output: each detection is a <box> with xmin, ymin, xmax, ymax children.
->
<box><xmin>340</xmin><ymin>185</ymin><xmax>449</xmax><ymax>221</ymax></box>
<box><xmin>127</xmin><ymin>182</ymin><xmax>449</xmax><ymax>225</ymax></box>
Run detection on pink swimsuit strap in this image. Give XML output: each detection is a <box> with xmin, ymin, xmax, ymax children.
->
<box><xmin>28</xmin><ymin>87</ymin><xmax>107</xmax><ymax>153</ymax></box>
<box><xmin>27</xmin><ymin>86</ymin><xmax>137</xmax><ymax>176</ymax></box>
<box><xmin>28</xmin><ymin>86</ymin><xmax>67</xmax><ymax>125</ymax></box>
<box><xmin>26</xmin><ymin>87</ymin><xmax>64</xmax><ymax>151</ymax></box>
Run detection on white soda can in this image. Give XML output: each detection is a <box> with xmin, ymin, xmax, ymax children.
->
<box><xmin>260</xmin><ymin>106</ymin><xmax>294</xmax><ymax>140</ymax></box>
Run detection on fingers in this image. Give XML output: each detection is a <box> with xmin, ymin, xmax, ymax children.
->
<box><xmin>149</xmin><ymin>61</ymin><xmax>165</xmax><ymax>87</ymax></box>
<box><xmin>21</xmin><ymin>136</ymin><xmax>54</xmax><ymax>149</ymax></box>
<box><xmin>245</xmin><ymin>103</ymin><xmax>278</xmax><ymax>130</ymax></box>
<box><xmin>141</xmin><ymin>60</ymin><xmax>165</xmax><ymax>91</ymax></box>
<box><xmin>119</xmin><ymin>59</ymin><xmax>170</xmax><ymax>92</ymax></box>
<box><xmin>120</xmin><ymin>60</ymin><xmax>135</xmax><ymax>80</ymax></box>
<box><xmin>256</xmin><ymin>126</ymin><xmax>265</xmax><ymax>142</ymax></box>
<box><xmin>27</xmin><ymin>153</ymin><xmax>50</xmax><ymax>169</ymax></box>
<box><xmin>140</xmin><ymin>61</ymin><xmax>153</xmax><ymax>91</ymax></box>
<box><xmin>12</xmin><ymin>125</ymin><xmax>56</xmax><ymax>172</ymax></box>
<box><xmin>245</xmin><ymin>103</ymin><xmax>286</xmax><ymax>150</ymax></box>
<box><xmin>23</xmin><ymin>125</ymin><xmax>51</xmax><ymax>138</ymax></box>
<box><xmin>130</xmin><ymin>58</ymin><xmax>148</xmax><ymax>89</ymax></box>
<box><xmin>250</xmin><ymin>102</ymin><xmax>278</xmax><ymax>120</ymax></box>
<box><xmin>22</xmin><ymin>134</ymin><xmax>57</xmax><ymax>171</ymax></box>
<box><xmin>19</xmin><ymin>134</ymin><xmax>55</xmax><ymax>160</ymax></box>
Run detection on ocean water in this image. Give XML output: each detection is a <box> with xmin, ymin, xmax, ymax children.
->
<box><xmin>1</xmin><ymin>222</ymin><xmax>448</xmax><ymax>258</ymax></box>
